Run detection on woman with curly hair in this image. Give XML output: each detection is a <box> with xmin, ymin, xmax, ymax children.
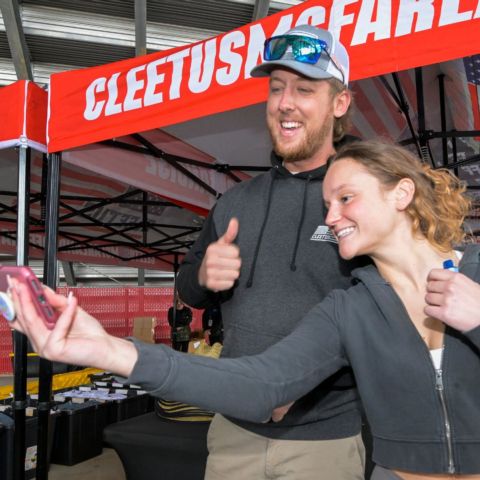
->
<box><xmin>9</xmin><ymin>140</ymin><xmax>480</xmax><ymax>480</ymax></box>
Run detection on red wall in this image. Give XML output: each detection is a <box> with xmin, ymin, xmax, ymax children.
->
<box><xmin>0</xmin><ymin>286</ymin><xmax>202</xmax><ymax>374</ymax></box>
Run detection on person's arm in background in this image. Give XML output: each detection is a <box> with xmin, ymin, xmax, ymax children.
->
<box><xmin>176</xmin><ymin>208</ymin><xmax>241</xmax><ymax>309</ymax></box>
<box><xmin>9</xmin><ymin>280</ymin><xmax>346</xmax><ymax>424</ymax></box>
<box><xmin>184</xmin><ymin>307</ymin><xmax>193</xmax><ymax>325</ymax></box>
<box><xmin>201</xmin><ymin>309</ymin><xmax>209</xmax><ymax>331</ymax></box>
<box><xmin>201</xmin><ymin>309</ymin><xmax>211</xmax><ymax>343</ymax></box>
<box><xmin>167</xmin><ymin>307</ymin><xmax>174</xmax><ymax>327</ymax></box>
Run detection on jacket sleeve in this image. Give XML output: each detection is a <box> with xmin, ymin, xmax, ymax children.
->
<box><xmin>125</xmin><ymin>294</ymin><xmax>347</xmax><ymax>423</ymax></box>
<box><xmin>176</xmin><ymin>207</ymin><xmax>219</xmax><ymax>309</ymax></box>
<box><xmin>465</xmin><ymin>326</ymin><xmax>480</xmax><ymax>348</ymax></box>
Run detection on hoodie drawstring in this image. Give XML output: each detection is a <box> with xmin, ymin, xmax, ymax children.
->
<box><xmin>245</xmin><ymin>170</ymin><xmax>312</xmax><ymax>287</ymax></box>
<box><xmin>245</xmin><ymin>170</ymin><xmax>277</xmax><ymax>288</ymax></box>
<box><xmin>290</xmin><ymin>175</ymin><xmax>311</xmax><ymax>271</ymax></box>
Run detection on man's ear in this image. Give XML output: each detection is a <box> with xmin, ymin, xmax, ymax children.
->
<box><xmin>395</xmin><ymin>178</ymin><xmax>415</xmax><ymax>210</ymax></box>
<box><xmin>333</xmin><ymin>89</ymin><xmax>351</xmax><ymax>118</ymax></box>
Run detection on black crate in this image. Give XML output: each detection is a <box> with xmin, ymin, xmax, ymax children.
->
<box><xmin>51</xmin><ymin>400</ymin><xmax>107</xmax><ymax>466</ymax></box>
<box><xmin>0</xmin><ymin>413</ymin><xmax>14</xmax><ymax>480</ymax></box>
<box><xmin>106</xmin><ymin>390</ymin><xmax>153</xmax><ymax>425</ymax></box>
<box><xmin>0</xmin><ymin>409</ymin><xmax>56</xmax><ymax>480</ymax></box>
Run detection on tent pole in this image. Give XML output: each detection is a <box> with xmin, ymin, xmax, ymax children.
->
<box><xmin>134</xmin><ymin>0</ymin><xmax>146</xmax><ymax>57</ymax></box>
<box><xmin>36</xmin><ymin>152</ymin><xmax>61</xmax><ymax>480</ymax></box>
<box><xmin>13</xmin><ymin>145</ymin><xmax>31</xmax><ymax>480</ymax></box>
<box><xmin>415</xmin><ymin>67</ymin><xmax>431</xmax><ymax>163</ymax></box>
<box><xmin>138</xmin><ymin>191</ymin><xmax>148</xmax><ymax>286</ymax></box>
<box><xmin>387</xmin><ymin>73</ymin><xmax>423</xmax><ymax>159</ymax></box>
<box><xmin>142</xmin><ymin>190</ymin><xmax>148</xmax><ymax>247</ymax></box>
<box><xmin>133</xmin><ymin>133</ymin><xmax>220</xmax><ymax>197</ymax></box>
<box><xmin>437</xmin><ymin>74</ymin><xmax>449</xmax><ymax>167</ymax></box>
<box><xmin>252</xmin><ymin>0</ymin><xmax>270</xmax><ymax>21</ymax></box>
<box><xmin>451</xmin><ymin>136</ymin><xmax>459</xmax><ymax>177</ymax></box>
<box><xmin>171</xmin><ymin>253</ymin><xmax>180</xmax><ymax>331</ymax></box>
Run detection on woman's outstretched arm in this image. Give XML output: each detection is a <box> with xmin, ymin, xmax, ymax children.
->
<box><xmin>9</xmin><ymin>279</ymin><xmax>346</xmax><ymax>423</ymax></box>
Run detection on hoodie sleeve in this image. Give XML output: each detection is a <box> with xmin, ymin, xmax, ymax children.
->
<box><xmin>125</xmin><ymin>294</ymin><xmax>347</xmax><ymax>423</ymax></box>
<box><xmin>176</xmin><ymin>207</ymin><xmax>219</xmax><ymax>309</ymax></box>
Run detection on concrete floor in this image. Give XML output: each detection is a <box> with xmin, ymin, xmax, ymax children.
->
<box><xmin>49</xmin><ymin>448</ymin><xmax>126</xmax><ymax>480</ymax></box>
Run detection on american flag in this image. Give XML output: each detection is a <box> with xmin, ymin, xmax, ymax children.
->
<box><xmin>464</xmin><ymin>55</ymin><xmax>480</xmax><ymax>140</ymax></box>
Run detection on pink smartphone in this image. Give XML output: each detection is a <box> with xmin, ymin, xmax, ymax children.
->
<box><xmin>0</xmin><ymin>266</ymin><xmax>58</xmax><ymax>329</ymax></box>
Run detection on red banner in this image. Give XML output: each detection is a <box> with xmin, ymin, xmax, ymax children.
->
<box><xmin>47</xmin><ymin>0</ymin><xmax>480</xmax><ymax>153</ymax></box>
<box><xmin>0</xmin><ymin>286</ymin><xmax>205</xmax><ymax>374</ymax></box>
<box><xmin>0</xmin><ymin>80</ymin><xmax>47</xmax><ymax>152</ymax></box>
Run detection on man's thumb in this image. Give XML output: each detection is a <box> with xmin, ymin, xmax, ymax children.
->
<box><xmin>218</xmin><ymin>218</ymin><xmax>239</xmax><ymax>244</ymax></box>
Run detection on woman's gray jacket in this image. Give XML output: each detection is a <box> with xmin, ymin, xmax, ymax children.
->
<box><xmin>126</xmin><ymin>245</ymin><xmax>480</xmax><ymax>475</ymax></box>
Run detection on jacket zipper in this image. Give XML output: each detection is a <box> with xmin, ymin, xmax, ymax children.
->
<box><xmin>434</xmin><ymin>364</ymin><xmax>455</xmax><ymax>474</ymax></box>
<box><xmin>385</xmin><ymin>284</ymin><xmax>457</xmax><ymax>473</ymax></box>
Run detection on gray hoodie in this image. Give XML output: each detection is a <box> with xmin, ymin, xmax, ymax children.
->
<box><xmin>177</xmin><ymin>151</ymin><xmax>367</xmax><ymax>439</ymax></box>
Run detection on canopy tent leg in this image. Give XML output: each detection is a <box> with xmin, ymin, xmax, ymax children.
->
<box><xmin>36</xmin><ymin>152</ymin><xmax>61</xmax><ymax>480</ymax></box>
<box><xmin>13</xmin><ymin>145</ymin><xmax>31</xmax><ymax>480</ymax></box>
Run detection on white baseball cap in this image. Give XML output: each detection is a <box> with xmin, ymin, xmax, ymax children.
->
<box><xmin>250</xmin><ymin>24</ymin><xmax>349</xmax><ymax>86</ymax></box>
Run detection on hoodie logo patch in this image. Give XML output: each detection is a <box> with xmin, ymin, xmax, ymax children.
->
<box><xmin>310</xmin><ymin>225</ymin><xmax>337</xmax><ymax>243</ymax></box>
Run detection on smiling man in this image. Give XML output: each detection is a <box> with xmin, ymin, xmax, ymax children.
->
<box><xmin>177</xmin><ymin>25</ymin><xmax>367</xmax><ymax>480</ymax></box>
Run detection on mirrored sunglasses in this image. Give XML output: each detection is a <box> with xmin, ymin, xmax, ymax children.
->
<box><xmin>264</xmin><ymin>35</ymin><xmax>327</xmax><ymax>65</ymax></box>
<box><xmin>263</xmin><ymin>34</ymin><xmax>345</xmax><ymax>85</ymax></box>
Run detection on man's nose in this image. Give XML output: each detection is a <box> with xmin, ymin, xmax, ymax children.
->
<box><xmin>278</xmin><ymin>90</ymin><xmax>295</xmax><ymax>112</ymax></box>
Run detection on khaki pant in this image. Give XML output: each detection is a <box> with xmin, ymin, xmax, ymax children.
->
<box><xmin>205</xmin><ymin>414</ymin><xmax>365</xmax><ymax>480</ymax></box>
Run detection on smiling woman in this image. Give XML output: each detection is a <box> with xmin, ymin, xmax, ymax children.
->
<box><xmin>324</xmin><ymin>141</ymin><xmax>470</xmax><ymax>262</ymax></box>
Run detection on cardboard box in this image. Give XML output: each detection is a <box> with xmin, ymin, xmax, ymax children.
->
<box><xmin>132</xmin><ymin>317</ymin><xmax>157</xmax><ymax>344</ymax></box>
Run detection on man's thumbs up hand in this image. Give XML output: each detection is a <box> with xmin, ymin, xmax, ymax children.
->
<box><xmin>198</xmin><ymin>218</ymin><xmax>242</xmax><ymax>292</ymax></box>
<box><xmin>217</xmin><ymin>217</ymin><xmax>239</xmax><ymax>245</ymax></box>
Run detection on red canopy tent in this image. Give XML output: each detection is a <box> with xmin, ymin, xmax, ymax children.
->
<box><xmin>44</xmin><ymin>0</ymin><xmax>480</xmax><ymax>237</ymax></box>
<box><xmin>0</xmin><ymin>80</ymin><xmax>47</xmax><ymax>151</ymax></box>
<box><xmin>0</xmin><ymin>79</ymin><xmax>48</xmax><ymax>480</ymax></box>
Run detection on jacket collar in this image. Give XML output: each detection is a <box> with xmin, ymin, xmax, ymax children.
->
<box><xmin>269</xmin><ymin>151</ymin><xmax>329</xmax><ymax>180</ymax></box>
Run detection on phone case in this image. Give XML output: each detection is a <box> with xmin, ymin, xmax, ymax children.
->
<box><xmin>0</xmin><ymin>265</ymin><xmax>58</xmax><ymax>329</ymax></box>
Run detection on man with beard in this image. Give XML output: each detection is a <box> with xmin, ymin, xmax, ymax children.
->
<box><xmin>177</xmin><ymin>25</ymin><xmax>366</xmax><ymax>480</ymax></box>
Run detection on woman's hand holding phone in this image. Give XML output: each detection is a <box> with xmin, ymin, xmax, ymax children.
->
<box><xmin>7</xmin><ymin>277</ymin><xmax>138</xmax><ymax>377</ymax></box>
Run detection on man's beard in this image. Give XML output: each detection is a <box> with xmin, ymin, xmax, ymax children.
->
<box><xmin>269</xmin><ymin>114</ymin><xmax>334</xmax><ymax>163</ymax></box>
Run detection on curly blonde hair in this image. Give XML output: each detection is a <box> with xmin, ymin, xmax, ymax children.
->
<box><xmin>332</xmin><ymin>140</ymin><xmax>471</xmax><ymax>252</ymax></box>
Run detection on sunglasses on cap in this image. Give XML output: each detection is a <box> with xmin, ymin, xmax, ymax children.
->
<box><xmin>263</xmin><ymin>35</ymin><xmax>345</xmax><ymax>85</ymax></box>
